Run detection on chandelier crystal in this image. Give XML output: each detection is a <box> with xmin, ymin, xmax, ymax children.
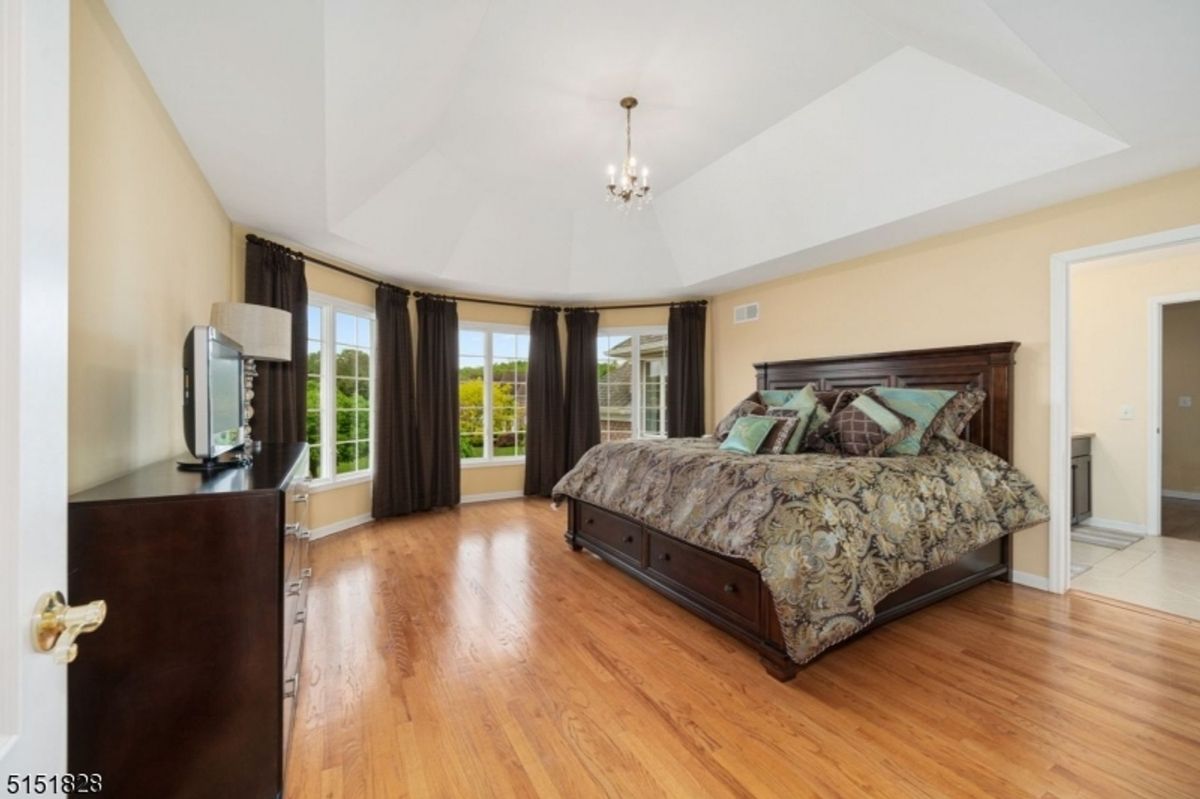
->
<box><xmin>605</xmin><ymin>96</ymin><xmax>651</xmax><ymax>210</ymax></box>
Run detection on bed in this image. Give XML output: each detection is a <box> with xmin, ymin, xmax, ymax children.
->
<box><xmin>554</xmin><ymin>342</ymin><xmax>1049</xmax><ymax>681</ymax></box>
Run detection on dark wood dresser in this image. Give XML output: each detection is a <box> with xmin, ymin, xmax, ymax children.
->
<box><xmin>67</xmin><ymin>444</ymin><xmax>311</xmax><ymax>799</ymax></box>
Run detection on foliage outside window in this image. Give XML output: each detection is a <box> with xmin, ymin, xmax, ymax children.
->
<box><xmin>458</xmin><ymin>326</ymin><xmax>529</xmax><ymax>462</ymax></box>
<box><xmin>597</xmin><ymin>330</ymin><xmax>668</xmax><ymax>442</ymax></box>
<box><xmin>306</xmin><ymin>297</ymin><xmax>373</xmax><ymax>482</ymax></box>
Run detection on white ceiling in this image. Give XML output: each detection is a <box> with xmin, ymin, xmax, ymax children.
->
<box><xmin>105</xmin><ymin>0</ymin><xmax>1200</xmax><ymax>301</ymax></box>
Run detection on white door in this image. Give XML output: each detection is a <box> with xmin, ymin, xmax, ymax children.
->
<box><xmin>0</xmin><ymin>0</ymin><xmax>72</xmax><ymax>787</ymax></box>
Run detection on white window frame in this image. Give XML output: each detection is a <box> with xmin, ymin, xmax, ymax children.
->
<box><xmin>598</xmin><ymin>326</ymin><xmax>669</xmax><ymax>441</ymax></box>
<box><xmin>308</xmin><ymin>291</ymin><xmax>375</xmax><ymax>489</ymax></box>
<box><xmin>459</xmin><ymin>321</ymin><xmax>530</xmax><ymax>469</ymax></box>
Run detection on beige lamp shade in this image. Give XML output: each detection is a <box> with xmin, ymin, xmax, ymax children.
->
<box><xmin>210</xmin><ymin>302</ymin><xmax>293</xmax><ymax>362</ymax></box>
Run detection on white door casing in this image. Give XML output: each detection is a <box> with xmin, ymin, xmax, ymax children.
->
<box><xmin>0</xmin><ymin>0</ymin><xmax>71</xmax><ymax>780</ymax></box>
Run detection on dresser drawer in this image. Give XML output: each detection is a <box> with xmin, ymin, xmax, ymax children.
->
<box><xmin>646</xmin><ymin>530</ymin><xmax>760</xmax><ymax>626</ymax></box>
<box><xmin>576</xmin><ymin>503</ymin><xmax>643</xmax><ymax>564</ymax></box>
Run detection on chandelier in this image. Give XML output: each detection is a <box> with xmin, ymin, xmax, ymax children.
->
<box><xmin>606</xmin><ymin>96</ymin><xmax>651</xmax><ymax>209</ymax></box>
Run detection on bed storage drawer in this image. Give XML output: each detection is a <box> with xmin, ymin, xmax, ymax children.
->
<box><xmin>646</xmin><ymin>529</ymin><xmax>760</xmax><ymax>626</ymax></box>
<box><xmin>576</xmin><ymin>503</ymin><xmax>643</xmax><ymax>564</ymax></box>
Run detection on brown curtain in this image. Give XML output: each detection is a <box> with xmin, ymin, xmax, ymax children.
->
<box><xmin>372</xmin><ymin>285</ymin><xmax>418</xmax><ymax>517</ymax></box>
<box><xmin>564</xmin><ymin>308</ymin><xmax>600</xmax><ymax>469</ymax></box>
<box><xmin>667</xmin><ymin>301</ymin><xmax>706</xmax><ymax>437</ymax></box>
<box><xmin>523</xmin><ymin>307</ymin><xmax>565</xmax><ymax>496</ymax></box>
<box><xmin>244</xmin><ymin>235</ymin><xmax>307</xmax><ymax>443</ymax></box>
<box><xmin>416</xmin><ymin>296</ymin><xmax>460</xmax><ymax>509</ymax></box>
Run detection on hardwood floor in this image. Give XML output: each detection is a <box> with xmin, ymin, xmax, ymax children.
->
<box><xmin>286</xmin><ymin>499</ymin><xmax>1200</xmax><ymax>798</ymax></box>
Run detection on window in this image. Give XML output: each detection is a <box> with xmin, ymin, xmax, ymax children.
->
<box><xmin>597</xmin><ymin>329</ymin><xmax>668</xmax><ymax>442</ymax></box>
<box><xmin>459</xmin><ymin>325</ymin><xmax>530</xmax><ymax>463</ymax></box>
<box><xmin>306</xmin><ymin>295</ymin><xmax>374</xmax><ymax>482</ymax></box>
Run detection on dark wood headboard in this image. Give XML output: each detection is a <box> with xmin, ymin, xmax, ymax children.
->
<box><xmin>755</xmin><ymin>342</ymin><xmax>1018</xmax><ymax>461</ymax></box>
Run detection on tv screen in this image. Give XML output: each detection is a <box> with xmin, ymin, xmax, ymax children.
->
<box><xmin>183</xmin><ymin>325</ymin><xmax>245</xmax><ymax>461</ymax></box>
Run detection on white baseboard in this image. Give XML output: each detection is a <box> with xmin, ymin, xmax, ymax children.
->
<box><xmin>1082</xmin><ymin>516</ymin><xmax>1147</xmax><ymax>535</ymax></box>
<box><xmin>461</xmin><ymin>490</ymin><xmax>524</xmax><ymax>504</ymax></box>
<box><xmin>1163</xmin><ymin>489</ymin><xmax>1200</xmax><ymax>502</ymax></box>
<box><xmin>1011</xmin><ymin>570</ymin><xmax>1051</xmax><ymax>592</ymax></box>
<box><xmin>310</xmin><ymin>513</ymin><xmax>373</xmax><ymax>540</ymax></box>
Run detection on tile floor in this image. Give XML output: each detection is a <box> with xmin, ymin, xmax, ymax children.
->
<box><xmin>1071</xmin><ymin>499</ymin><xmax>1200</xmax><ymax>620</ymax></box>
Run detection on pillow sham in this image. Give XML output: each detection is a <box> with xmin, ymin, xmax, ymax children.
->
<box><xmin>930</xmin><ymin>387</ymin><xmax>987</xmax><ymax>443</ymax></box>
<box><xmin>765</xmin><ymin>407</ymin><xmax>812</xmax><ymax>454</ymax></box>
<box><xmin>758</xmin><ymin>389</ymin><xmax>796</xmax><ymax>407</ymax></box>
<box><xmin>868</xmin><ymin>386</ymin><xmax>957</xmax><ymax>455</ymax></box>
<box><xmin>714</xmin><ymin>397</ymin><xmax>768</xmax><ymax>440</ymax></box>
<box><xmin>806</xmin><ymin>393</ymin><xmax>916</xmax><ymax>457</ymax></box>
<box><xmin>719</xmin><ymin>415</ymin><xmax>780</xmax><ymax>455</ymax></box>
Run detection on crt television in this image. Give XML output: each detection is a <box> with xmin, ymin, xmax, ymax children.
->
<box><xmin>182</xmin><ymin>325</ymin><xmax>245</xmax><ymax>462</ymax></box>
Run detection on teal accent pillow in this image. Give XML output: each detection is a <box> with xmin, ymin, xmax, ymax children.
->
<box><xmin>870</xmin><ymin>387</ymin><xmax>957</xmax><ymax>455</ymax></box>
<box><xmin>773</xmin><ymin>385</ymin><xmax>819</xmax><ymax>452</ymax></box>
<box><xmin>758</xmin><ymin>389</ymin><xmax>795</xmax><ymax>407</ymax></box>
<box><xmin>719</xmin><ymin>415</ymin><xmax>780</xmax><ymax>455</ymax></box>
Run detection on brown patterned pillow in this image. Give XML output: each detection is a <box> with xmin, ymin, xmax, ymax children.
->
<box><xmin>806</xmin><ymin>393</ymin><xmax>916</xmax><ymax>457</ymax></box>
<box><xmin>761</xmin><ymin>410</ymin><xmax>802</xmax><ymax>454</ymax></box>
<box><xmin>714</xmin><ymin>398</ymin><xmax>769</xmax><ymax>441</ymax></box>
<box><xmin>930</xmin><ymin>387</ymin><xmax>987</xmax><ymax>443</ymax></box>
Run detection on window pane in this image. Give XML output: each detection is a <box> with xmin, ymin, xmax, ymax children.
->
<box><xmin>336</xmin><ymin>410</ymin><xmax>354</xmax><ymax>442</ymax></box>
<box><xmin>356</xmin><ymin>379</ymin><xmax>370</xmax><ymax>409</ymax></box>
<box><xmin>459</xmin><ymin>433</ymin><xmax>484</xmax><ymax>459</ymax></box>
<box><xmin>459</xmin><ymin>329</ymin><xmax>485</xmax><ymax>357</ymax></box>
<box><xmin>493</xmin><ymin>430</ymin><xmax>518</xmax><ymax>457</ymax></box>
<box><xmin>309</xmin><ymin>445</ymin><xmax>321</xmax><ymax>479</ymax></box>
<box><xmin>336</xmin><ymin>378</ymin><xmax>356</xmax><ymax>411</ymax></box>
<box><xmin>307</xmin><ymin>305</ymin><xmax>321</xmax><ymax>335</ymax></box>
<box><xmin>307</xmin><ymin>341</ymin><xmax>321</xmax><ymax>375</ymax></box>
<box><xmin>493</xmin><ymin>332</ymin><xmax>516</xmax><ymax>359</ymax></box>
<box><xmin>357</xmin><ymin>348</ymin><xmax>370</xmax><ymax>379</ymax></box>
<box><xmin>356</xmin><ymin>441</ymin><xmax>370</xmax><ymax>471</ymax></box>
<box><xmin>306</xmin><ymin>377</ymin><xmax>321</xmax><ymax>413</ymax></box>
<box><xmin>336</xmin><ymin>443</ymin><xmax>356</xmax><ymax>474</ymax></box>
<box><xmin>356</xmin><ymin>410</ymin><xmax>370</xmax><ymax>440</ymax></box>
<box><xmin>335</xmin><ymin>346</ymin><xmax>355</xmax><ymax>377</ymax></box>
<box><xmin>357</xmin><ymin>317</ymin><xmax>371</xmax><ymax>349</ymax></box>
<box><xmin>335</xmin><ymin>312</ymin><xmax>357</xmax><ymax>345</ymax></box>
<box><xmin>306</xmin><ymin>410</ymin><xmax>320</xmax><ymax>443</ymax></box>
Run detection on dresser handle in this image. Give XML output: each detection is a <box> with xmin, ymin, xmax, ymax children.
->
<box><xmin>585</xmin><ymin>518</ymin><xmax>594</xmax><ymax>525</ymax></box>
<box><xmin>284</xmin><ymin>523</ymin><xmax>301</xmax><ymax>536</ymax></box>
<box><xmin>293</xmin><ymin>494</ymin><xmax>309</xmax><ymax>504</ymax></box>
<box><xmin>658</xmin><ymin>552</ymin><xmax>670</xmax><ymax>562</ymax></box>
<box><xmin>298</xmin><ymin>530</ymin><xmax>311</xmax><ymax>541</ymax></box>
<box><xmin>622</xmin><ymin>534</ymin><xmax>634</xmax><ymax>544</ymax></box>
<box><xmin>723</xmin><ymin>583</ymin><xmax>737</xmax><ymax>594</ymax></box>
<box><xmin>283</xmin><ymin>674</ymin><xmax>298</xmax><ymax>699</ymax></box>
<box><xmin>294</xmin><ymin>609</ymin><xmax>307</xmax><ymax>624</ymax></box>
<box><xmin>300</xmin><ymin>567</ymin><xmax>312</xmax><ymax>579</ymax></box>
<box><xmin>286</xmin><ymin>580</ymin><xmax>303</xmax><ymax>596</ymax></box>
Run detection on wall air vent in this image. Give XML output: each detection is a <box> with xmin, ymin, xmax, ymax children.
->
<box><xmin>733</xmin><ymin>302</ymin><xmax>759</xmax><ymax>324</ymax></box>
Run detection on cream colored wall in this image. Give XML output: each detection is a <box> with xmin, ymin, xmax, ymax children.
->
<box><xmin>711</xmin><ymin>168</ymin><xmax>1200</xmax><ymax>579</ymax></box>
<box><xmin>69</xmin><ymin>0</ymin><xmax>232</xmax><ymax>493</ymax></box>
<box><xmin>1163</xmin><ymin>301</ymin><xmax>1200</xmax><ymax>495</ymax></box>
<box><xmin>1071</xmin><ymin>251</ymin><xmax>1200</xmax><ymax>528</ymax></box>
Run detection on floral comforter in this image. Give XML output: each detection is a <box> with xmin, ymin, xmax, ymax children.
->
<box><xmin>552</xmin><ymin>438</ymin><xmax>1048</xmax><ymax>664</ymax></box>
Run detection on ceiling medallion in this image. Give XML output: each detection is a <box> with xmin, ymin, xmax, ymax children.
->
<box><xmin>605</xmin><ymin>96</ymin><xmax>651</xmax><ymax>210</ymax></box>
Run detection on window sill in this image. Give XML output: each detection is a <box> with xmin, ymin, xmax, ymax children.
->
<box><xmin>461</xmin><ymin>457</ymin><xmax>526</xmax><ymax>470</ymax></box>
<box><xmin>308</xmin><ymin>472</ymin><xmax>373</xmax><ymax>493</ymax></box>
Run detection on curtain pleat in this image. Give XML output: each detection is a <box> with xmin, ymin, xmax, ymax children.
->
<box><xmin>564</xmin><ymin>308</ymin><xmax>600</xmax><ymax>468</ymax></box>
<box><xmin>416</xmin><ymin>296</ymin><xmax>460</xmax><ymax>509</ymax></box>
<box><xmin>372</xmin><ymin>285</ymin><xmax>418</xmax><ymax>517</ymax></box>
<box><xmin>524</xmin><ymin>307</ymin><xmax>565</xmax><ymax>496</ymax></box>
<box><xmin>244</xmin><ymin>236</ymin><xmax>307</xmax><ymax>443</ymax></box>
<box><xmin>667</xmin><ymin>302</ymin><xmax>706</xmax><ymax>437</ymax></box>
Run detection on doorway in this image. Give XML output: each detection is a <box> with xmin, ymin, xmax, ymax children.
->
<box><xmin>1051</xmin><ymin>233</ymin><xmax>1200</xmax><ymax>616</ymax></box>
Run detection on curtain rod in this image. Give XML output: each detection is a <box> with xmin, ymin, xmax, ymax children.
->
<box><xmin>245</xmin><ymin>234</ymin><xmax>706</xmax><ymax>312</ymax></box>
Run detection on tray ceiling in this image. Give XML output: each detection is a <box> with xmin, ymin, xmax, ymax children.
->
<box><xmin>105</xmin><ymin>0</ymin><xmax>1200</xmax><ymax>300</ymax></box>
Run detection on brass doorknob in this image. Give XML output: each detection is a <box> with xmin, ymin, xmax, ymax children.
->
<box><xmin>32</xmin><ymin>591</ymin><xmax>107</xmax><ymax>664</ymax></box>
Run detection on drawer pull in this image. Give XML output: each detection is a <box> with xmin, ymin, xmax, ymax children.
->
<box><xmin>293</xmin><ymin>493</ymin><xmax>309</xmax><ymax>504</ymax></box>
<box><xmin>283</xmin><ymin>674</ymin><xmax>298</xmax><ymax>699</ymax></box>
<box><xmin>300</xmin><ymin>567</ymin><xmax>312</xmax><ymax>579</ymax></box>
<box><xmin>284</xmin><ymin>523</ymin><xmax>301</xmax><ymax>536</ymax></box>
<box><xmin>723</xmin><ymin>582</ymin><xmax>737</xmax><ymax>594</ymax></box>
<box><xmin>286</xmin><ymin>580</ymin><xmax>303</xmax><ymax>596</ymax></box>
<box><xmin>622</xmin><ymin>534</ymin><xmax>634</xmax><ymax>544</ymax></box>
<box><xmin>585</xmin><ymin>517</ymin><xmax>595</xmax><ymax>525</ymax></box>
<box><xmin>658</xmin><ymin>552</ymin><xmax>671</xmax><ymax>562</ymax></box>
<box><xmin>294</xmin><ymin>609</ymin><xmax>307</xmax><ymax>624</ymax></box>
<box><xmin>298</xmin><ymin>530</ymin><xmax>311</xmax><ymax>541</ymax></box>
